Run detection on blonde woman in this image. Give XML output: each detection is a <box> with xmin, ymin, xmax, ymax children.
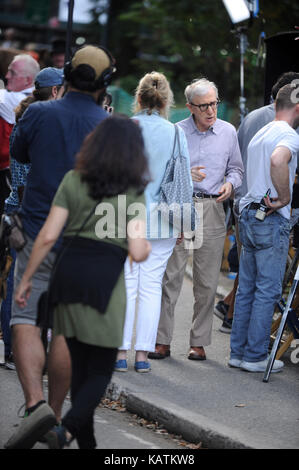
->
<box><xmin>115</xmin><ymin>72</ymin><xmax>192</xmax><ymax>373</ymax></box>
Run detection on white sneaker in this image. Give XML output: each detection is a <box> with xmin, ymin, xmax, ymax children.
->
<box><xmin>240</xmin><ymin>358</ymin><xmax>284</xmax><ymax>373</ymax></box>
<box><xmin>228</xmin><ymin>358</ymin><xmax>243</xmax><ymax>368</ymax></box>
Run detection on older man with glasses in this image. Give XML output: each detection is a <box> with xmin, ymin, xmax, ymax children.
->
<box><xmin>149</xmin><ymin>78</ymin><xmax>244</xmax><ymax>362</ymax></box>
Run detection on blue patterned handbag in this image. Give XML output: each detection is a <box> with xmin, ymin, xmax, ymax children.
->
<box><xmin>158</xmin><ymin>124</ymin><xmax>197</xmax><ymax>232</ymax></box>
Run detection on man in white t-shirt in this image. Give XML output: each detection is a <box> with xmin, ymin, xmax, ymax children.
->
<box><xmin>0</xmin><ymin>54</ymin><xmax>39</xmax><ymax>216</ymax></box>
<box><xmin>229</xmin><ymin>83</ymin><xmax>299</xmax><ymax>374</ymax></box>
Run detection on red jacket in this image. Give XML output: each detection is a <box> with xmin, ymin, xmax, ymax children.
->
<box><xmin>0</xmin><ymin>117</ymin><xmax>13</xmax><ymax>170</ymax></box>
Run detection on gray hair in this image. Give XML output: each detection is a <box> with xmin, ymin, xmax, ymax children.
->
<box><xmin>184</xmin><ymin>78</ymin><xmax>218</xmax><ymax>103</ymax></box>
<box><xmin>11</xmin><ymin>54</ymin><xmax>40</xmax><ymax>81</ymax></box>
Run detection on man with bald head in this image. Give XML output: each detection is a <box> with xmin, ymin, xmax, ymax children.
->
<box><xmin>0</xmin><ymin>54</ymin><xmax>40</xmax><ymax>216</ymax></box>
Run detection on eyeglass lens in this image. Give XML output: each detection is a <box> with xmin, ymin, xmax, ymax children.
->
<box><xmin>191</xmin><ymin>101</ymin><xmax>218</xmax><ymax>111</ymax></box>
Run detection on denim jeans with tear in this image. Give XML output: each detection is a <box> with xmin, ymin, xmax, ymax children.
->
<box><xmin>230</xmin><ymin>206</ymin><xmax>290</xmax><ymax>363</ymax></box>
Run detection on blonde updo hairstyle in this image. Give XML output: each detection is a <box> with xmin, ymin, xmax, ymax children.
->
<box><xmin>134</xmin><ymin>71</ymin><xmax>174</xmax><ymax>118</ymax></box>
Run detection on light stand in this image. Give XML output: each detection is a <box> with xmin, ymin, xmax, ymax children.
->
<box><xmin>235</xmin><ymin>26</ymin><xmax>248</xmax><ymax>122</ymax></box>
<box><xmin>65</xmin><ymin>0</ymin><xmax>75</xmax><ymax>64</ymax></box>
<box><xmin>222</xmin><ymin>0</ymin><xmax>259</xmax><ymax>123</ymax></box>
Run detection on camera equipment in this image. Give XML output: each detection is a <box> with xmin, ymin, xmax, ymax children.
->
<box><xmin>0</xmin><ymin>213</ymin><xmax>26</xmax><ymax>251</ymax></box>
<box><xmin>103</xmin><ymin>92</ymin><xmax>113</xmax><ymax>113</ymax></box>
<box><xmin>255</xmin><ymin>188</ymin><xmax>271</xmax><ymax>221</ymax></box>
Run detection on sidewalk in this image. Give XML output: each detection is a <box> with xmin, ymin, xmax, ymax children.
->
<box><xmin>106</xmin><ymin>270</ymin><xmax>299</xmax><ymax>450</ymax></box>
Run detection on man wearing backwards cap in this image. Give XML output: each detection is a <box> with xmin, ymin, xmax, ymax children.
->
<box><xmin>5</xmin><ymin>45</ymin><xmax>116</xmax><ymax>449</ymax></box>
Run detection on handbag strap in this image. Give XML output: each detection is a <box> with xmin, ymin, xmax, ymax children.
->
<box><xmin>175</xmin><ymin>124</ymin><xmax>182</xmax><ymax>155</ymax></box>
<box><xmin>172</xmin><ymin>124</ymin><xmax>181</xmax><ymax>159</ymax></box>
<box><xmin>50</xmin><ymin>201</ymin><xmax>99</xmax><ymax>281</ymax></box>
<box><xmin>70</xmin><ymin>203</ymin><xmax>98</xmax><ymax>242</ymax></box>
<box><xmin>170</xmin><ymin>125</ymin><xmax>177</xmax><ymax>158</ymax></box>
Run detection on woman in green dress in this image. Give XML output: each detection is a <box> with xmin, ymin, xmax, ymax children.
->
<box><xmin>14</xmin><ymin>115</ymin><xmax>151</xmax><ymax>449</ymax></box>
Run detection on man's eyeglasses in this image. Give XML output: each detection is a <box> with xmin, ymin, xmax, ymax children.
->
<box><xmin>189</xmin><ymin>100</ymin><xmax>220</xmax><ymax>112</ymax></box>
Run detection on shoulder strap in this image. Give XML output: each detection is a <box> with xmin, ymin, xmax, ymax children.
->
<box><xmin>172</xmin><ymin>124</ymin><xmax>181</xmax><ymax>159</ymax></box>
<box><xmin>175</xmin><ymin>124</ymin><xmax>181</xmax><ymax>155</ymax></box>
<box><xmin>74</xmin><ymin>203</ymin><xmax>98</xmax><ymax>239</ymax></box>
<box><xmin>171</xmin><ymin>124</ymin><xmax>178</xmax><ymax>158</ymax></box>
<box><xmin>50</xmin><ymin>201</ymin><xmax>99</xmax><ymax>280</ymax></box>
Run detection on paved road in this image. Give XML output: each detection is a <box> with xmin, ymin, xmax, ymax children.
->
<box><xmin>0</xmin><ymin>363</ymin><xmax>190</xmax><ymax>450</ymax></box>
<box><xmin>107</xmin><ymin>274</ymin><xmax>299</xmax><ymax>449</ymax></box>
<box><xmin>1</xmin><ymin>271</ymin><xmax>299</xmax><ymax>451</ymax></box>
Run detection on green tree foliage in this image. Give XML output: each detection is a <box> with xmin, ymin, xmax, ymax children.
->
<box><xmin>93</xmin><ymin>0</ymin><xmax>299</xmax><ymax>114</ymax></box>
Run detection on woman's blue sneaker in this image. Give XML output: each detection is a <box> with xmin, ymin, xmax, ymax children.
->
<box><xmin>46</xmin><ymin>424</ymin><xmax>73</xmax><ymax>449</ymax></box>
<box><xmin>114</xmin><ymin>359</ymin><xmax>128</xmax><ymax>372</ymax></box>
<box><xmin>134</xmin><ymin>361</ymin><xmax>151</xmax><ymax>373</ymax></box>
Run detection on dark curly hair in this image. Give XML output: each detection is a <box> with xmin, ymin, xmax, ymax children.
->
<box><xmin>75</xmin><ymin>114</ymin><xmax>150</xmax><ymax>200</ymax></box>
<box><xmin>68</xmin><ymin>64</ymin><xmax>99</xmax><ymax>92</ymax></box>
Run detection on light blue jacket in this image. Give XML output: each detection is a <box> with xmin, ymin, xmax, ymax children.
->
<box><xmin>132</xmin><ymin>110</ymin><xmax>192</xmax><ymax>239</ymax></box>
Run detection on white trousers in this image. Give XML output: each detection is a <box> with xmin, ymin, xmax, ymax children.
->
<box><xmin>120</xmin><ymin>238</ymin><xmax>176</xmax><ymax>352</ymax></box>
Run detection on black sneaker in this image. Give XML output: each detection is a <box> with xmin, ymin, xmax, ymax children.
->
<box><xmin>219</xmin><ymin>317</ymin><xmax>233</xmax><ymax>334</ymax></box>
<box><xmin>5</xmin><ymin>353</ymin><xmax>16</xmax><ymax>371</ymax></box>
<box><xmin>214</xmin><ymin>300</ymin><xmax>229</xmax><ymax>321</ymax></box>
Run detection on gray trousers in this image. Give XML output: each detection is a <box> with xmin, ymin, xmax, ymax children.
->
<box><xmin>156</xmin><ymin>198</ymin><xmax>226</xmax><ymax>347</ymax></box>
<box><xmin>10</xmin><ymin>235</ymin><xmax>56</xmax><ymax>327</ymax></box>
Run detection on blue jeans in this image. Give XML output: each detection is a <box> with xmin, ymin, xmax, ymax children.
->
<box><xmin>0</xmin><ymin>249</ymin><xmax>16</xmax><ymax>358</ymax></box>
<box><xmin>230</xmin><ymin>207</ymin><xmax>290</xmax><ymax>362</ymax></box>
<box><xmin>0</xmin><ymin>203</ymin><xmax>18</xmax><ymax>358</ymax></box>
